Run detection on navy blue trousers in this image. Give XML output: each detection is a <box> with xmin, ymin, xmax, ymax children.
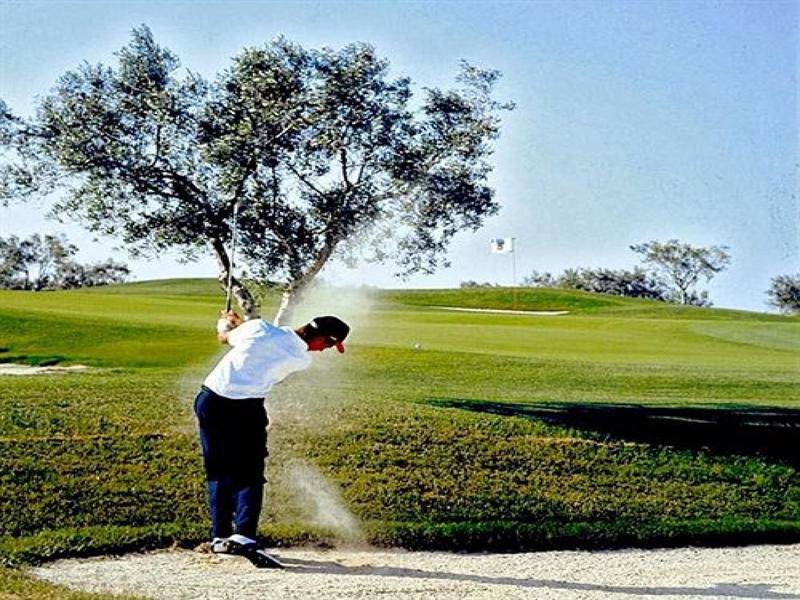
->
<box><xmin>194</xmin><ymin>386</ymin><xmax>268</xmax><ymax>539</ymax></box>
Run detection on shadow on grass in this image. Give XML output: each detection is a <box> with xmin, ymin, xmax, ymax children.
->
<box><xmin>0</xmin><ymin>354</ymin><xmax>68</xmax><ymax>366</ymax></box>
<box><xmin>426</xmin><ymin>398</ymin><xmax>800</xmax><ymax>467</ymax></box>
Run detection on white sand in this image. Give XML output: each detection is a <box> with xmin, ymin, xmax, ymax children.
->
<box><xmin>30</xmin><ymin>544</ymin><xmax>800</xmax><ymax>600</ymax></box>
<box><xmin>0</xmin><ymin>364</ymin><xmax>90</xmax><ymax>376</ymax></box>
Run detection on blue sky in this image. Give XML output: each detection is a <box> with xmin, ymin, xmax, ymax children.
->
<box><xmin>1</xmin><ymin>0</ymin><xmax>797</xmax><ymax>311</ymax></box>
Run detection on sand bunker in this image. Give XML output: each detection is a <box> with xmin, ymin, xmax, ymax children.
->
<box><xmin>30</xmin><ymin>544</ymin><xmax>800</xmax><ymax>600</ymax></box>
<box><xmin>0</xmin><ymin>364</ymin><xmax>90</xmax><ymax>376</ymax></box>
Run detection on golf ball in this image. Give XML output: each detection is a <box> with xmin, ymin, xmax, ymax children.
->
<box><xmin>413</xmin><ymin>343</ymin><xmax>423</xmax><ymax>350</ymax></box>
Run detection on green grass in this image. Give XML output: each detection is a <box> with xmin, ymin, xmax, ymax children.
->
<box><xmin>382</xmin><ymin>287</ymin><xmax>796</xmax><ymax>320</ymax></box>
<box><xmin>1</xmin><ymin>281</ymin><xmax>799</xmax><ymax>595</ymax></box>
<box><xmin>312</xmin><ymin>404</ymin><xmax>798</xmax><ymax>522</ymax></box>
<box><xmin>79</xmin><ymin>277</ymin><xmax>223</xmax><ymax>297</ymax></box>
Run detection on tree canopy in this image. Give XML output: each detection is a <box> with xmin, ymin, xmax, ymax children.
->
<box><xmin>0</xmin><ymin>26</ymin><xmax>513</xmax><ymax>322</ymax></box>
<box><xmin>766</xmin><ymin>274</ymin><xmax>800</xmax><ymax>315</ymax></box>
<box><xmin>0</xmin><ymin>233</ymin><xmax>129</xmax><ymax>290</ymax></box>
<box><xmin>523</xmin><ymin>267</ymin><xmax>667</xmax><ymax>301</ymax></box>
<box><xmin>630</xmin><ymin>240</ymin><xmax>731</xmax><ymax>306</ymax></box>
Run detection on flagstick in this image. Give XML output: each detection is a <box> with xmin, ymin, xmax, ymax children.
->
<box><xmin>512</xmin><ymin>236</ymin><xmax>518</xmax><ymax>310</ymax></box>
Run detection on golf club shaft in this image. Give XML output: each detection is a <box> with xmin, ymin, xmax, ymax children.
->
<box><xmin>225</xmin><ymin>201</ymin><xmax>239</xmax><ymax>312</ymax></box>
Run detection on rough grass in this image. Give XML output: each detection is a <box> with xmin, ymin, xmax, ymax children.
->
<box><xmin>307</xmin><ymin>402</ymin><xmax>799</xmax><ymax>524</ymax></box>
<box><xmin>1</xmin><ymin>281</ymin><xmax>799</xmax><ymax>592</ymax></box>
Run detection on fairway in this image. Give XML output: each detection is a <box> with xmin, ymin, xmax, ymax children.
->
<box><xmin>1</xmin><ymin>280</ymin><xmax>799</xmax><ymax>582</ymax></box>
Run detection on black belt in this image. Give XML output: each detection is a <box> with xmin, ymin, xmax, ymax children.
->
<box><xmin>201</xmin><ymin>385</ymin><xmax>265</xmax><ymax>403</ymax></box>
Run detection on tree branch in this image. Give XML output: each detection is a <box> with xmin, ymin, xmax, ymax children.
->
<box><xmin>286</xmin><ymin>162</ymin><xmax>327</xmax><ymax>200</ymax></box>
<box><xmin>210</xmin><ymin>236</ymin><xmax>259</xmax><ymax>318</ymax></box>
<box><xmin>146</xmin><ymin>124</ymin><xmax>162</xmax><ymax>169</ymax></box>
<box><xmin>229</xmin><ymin>155</ymin><xmax>257</xmax><ymax>212</ymax></box>
<box><xmin>340</xmin><ymin>147</ymin><xmax>351</xmax><ymax>188</ymax></box>
<box><xmin>355</xmin><ymin>156</ymin><xmax>370</xmax><ymax>185</ymax></box>
<box><xmin>273</xmin><ymin>232</ymin><xmax>342</xmax><ymax>325</ymax></box>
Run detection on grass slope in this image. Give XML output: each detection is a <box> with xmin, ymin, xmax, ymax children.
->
<box><xmin>1</xmin><ymin>281</ymin><xmax>798</xmax><ymax>593</ymax></box>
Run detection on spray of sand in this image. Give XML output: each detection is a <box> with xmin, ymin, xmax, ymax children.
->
<box><xmin>283</xmin><ymin>459</ymin><xmax>365</xmax><ymax>543</ymax></box>
<box><xmin>289</xmin><ymin>281</ymin><xmax>377</xmax><ymax>335</ymax></box>
<box><xmin>265</xmin><ymin>283</ymin><xmax>378</xmax><ymax>541</ymax></box>
<box><xmin>268</xmin><ymin>283</ymin><xmax>378</xmax><ymax>431</ymax></box>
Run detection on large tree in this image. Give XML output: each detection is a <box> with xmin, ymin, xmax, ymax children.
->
<box><xmin>630</xmin><ymin>239</ymin><xmax>731</xmax><ymax>306</ymax></box>
<box><xmin>0</xmin><ymin>26</ymin><xmax>512</xmax><ymax>323</ymax></box>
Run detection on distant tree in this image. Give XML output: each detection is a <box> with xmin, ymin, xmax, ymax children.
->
<box><xmin>571</xmin><ymin>267</ymin><xmax>667</xmax><ymax>300</ymax></box>
<box><xmin>766</xmin><ymin>274</ymin><xmax>800</xmax><ymax>314</ymax></box>
<box><xmin>522</xmin><ymin>267</ymin><xmax>667</xmax><ymax>300</ymax></box>
<box><xmin>0</xmin><ymin>26</ymin><xmax>513</xmax><ymax>323</ymax></box>
<box><xmin>0</xmin><ymin>234</ymin><xmax>76</xmax><ymax>290</ymax></box>
<box><xmin>0</xmin><ymin>233</ymin><xmax>128</xmax><ymax>290</ymax></box>
<box><xmin>521</xmin><ymin>270</ymin><xmax>556</xmax><ymax>287</ymax></box>
<box><xmin>459</xmin><ymin>280</ymin><xmax>497</xmax><ymax>288</ymax></box>
<box><xmin>630</xmin><ymin>240</ymin><xmax>730</xmax><ymax>306</ymax></box>
<box><xmin>0</xmin><ymin>236</ymin><xmax>33</xmax><ymax>289</ymax></box>
<box><xmin>66</xmin><ymin>259</ymin><xmax>131</xmax><ymax>288</ymax></box>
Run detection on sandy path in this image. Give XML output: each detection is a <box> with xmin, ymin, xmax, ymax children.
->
<box><xmin>31</xmin><ymin>544</ymin><xmax>800</xmax><ymax>600</ymax></box>
<box><xmin>435</xmin><ymin>306</ymin><xmax>570</xmax><ymax>316</ymax></box>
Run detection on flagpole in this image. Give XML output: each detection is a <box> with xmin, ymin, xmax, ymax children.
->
<box><xmin>512</xmin><ymin>237</ymin><xmax>518</xmax><ymax>310</ymax></box>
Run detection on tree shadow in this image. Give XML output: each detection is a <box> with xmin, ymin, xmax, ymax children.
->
<box><xmin>280</xmin><ymin>556</ymin><xmax>798</xmax><ymax>599</ymax></box>
<box><xmin>425</xmin><ymin>398</ymin><xmax>800</xmax><ymax>467</ymax></box>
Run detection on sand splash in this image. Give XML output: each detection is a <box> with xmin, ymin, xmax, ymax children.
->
<box><xmin>283</xmin><ymin>459</ymin><xmax>365</xmax><ymax>543</ymax></box>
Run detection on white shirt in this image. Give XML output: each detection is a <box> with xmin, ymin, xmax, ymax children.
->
<box><xmin>203</xmin><ymin>319</ymin><xmax>312</xmax><ymax>399</ymax></box>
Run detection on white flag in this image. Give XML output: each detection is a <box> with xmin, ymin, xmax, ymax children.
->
<box><xmin>490</xmin><ymin>238</ymin><xmax>513</xmax><ymax>254</ymax></box>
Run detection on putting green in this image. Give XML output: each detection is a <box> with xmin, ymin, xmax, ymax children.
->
<box><xmin>690</xmin><ymin>321</ymin><xmax>800</xmax><ymax>352</ymax></box>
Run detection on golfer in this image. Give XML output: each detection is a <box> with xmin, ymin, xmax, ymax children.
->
<box><xmin>194</xmin><ymin>310</ymin><xmax>350</xmax><ymax>568</ymax></box>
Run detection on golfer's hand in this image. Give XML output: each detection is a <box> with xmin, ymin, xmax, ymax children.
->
<box><xmin>216</xmin><ymin>311</ymin><xmax>243</xmax><ymax>342</ymax></box>
<box><xmin>219</xmin><ymin>310</ymin><xmax>243</xmax><ymax>328</ymax></box>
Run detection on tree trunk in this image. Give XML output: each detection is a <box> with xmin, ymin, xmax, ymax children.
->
<box><xmin>216</xmin><ymin>271</ymin><xmax>259</xmax><ymax>318</ymax></box>
<box><xmin>272</xmin><ymin>238</ymin><xmax>340</xmax><ymax>326</ymax></box>
<box><xmin>210</xmin><ymin>238</ymin><xmax>260</xmax><ymax>319</ymax></box>
<box><xmin>273</xmin><ymin>279</ymin><xmax>312</xmax><ymax>326</ymax></box>
<box><xmin>273</xmin><ymin>287</ymin><xmax>297</xmax><ymax>326</ymax></box>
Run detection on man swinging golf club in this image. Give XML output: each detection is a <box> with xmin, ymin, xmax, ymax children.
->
<box><xmin>194</xmin><ymin>310</ymin><xmax>350</xmax><ymax>568</ymax></box>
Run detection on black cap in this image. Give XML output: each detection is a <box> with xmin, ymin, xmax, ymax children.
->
<box><xmin>308</xmin><ymin>315</ymin><xmax>350</xmax><ymax>352</ymax></box>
